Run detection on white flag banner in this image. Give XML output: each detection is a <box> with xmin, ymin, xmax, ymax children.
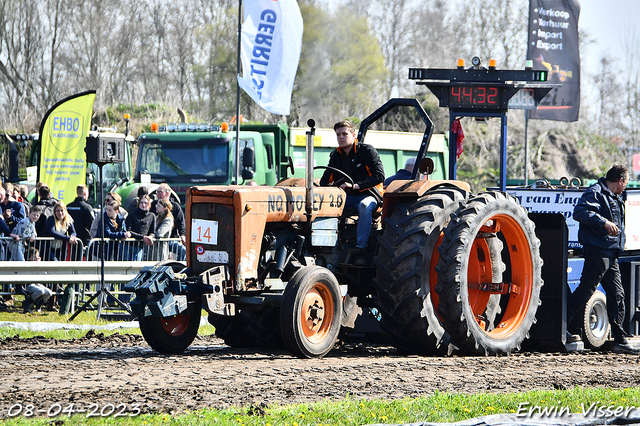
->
<box><xmin>238</xmin><ymin>0</ymin><xmax>303</xmax><ymax>115</ymax></box>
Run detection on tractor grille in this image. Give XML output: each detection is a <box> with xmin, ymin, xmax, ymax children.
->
<box><xmin>190</xmin><ymin>202</ymin><xmax>235</xmax><ymax>276</ymax></box>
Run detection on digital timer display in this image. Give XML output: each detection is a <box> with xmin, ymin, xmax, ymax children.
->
<box><xmin>448</xmin><ymin>86</ymin><xmax>502</xmax><ymax>108</ymax></box>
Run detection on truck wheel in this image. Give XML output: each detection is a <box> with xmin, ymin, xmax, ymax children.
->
<box><xmin>372</xmin><ymin>187</ymin><xmax>468</xmax><ymax>354</ymax></box>
<box><xmin>583</xmin><ymin>291</ymin><xmax>609</xmax><ymax>349</ymax></box>
<box><xmin>138</xmin><ymin>260</ymin><xmax>199</xmax><ymax>354</ymax></box>
<box><xmin>280</xmin><ymin>266</ymin><xmax>343</xmax><ymax>358</ymax></box>
<box><xmin>436</xmin><ymin>191</ymin><xmax>543</xmax><ymax>355</ymax></box>
<box><xmin>139</xmin><ymin>304</ymin><xmax>201</xmax><ymax>354</ymax></box>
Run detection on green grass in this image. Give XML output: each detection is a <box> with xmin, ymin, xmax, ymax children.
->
<box><xmin>1</xmin><ymin>387</ymin><xmax>639</xmax><ymax>425</ymax></box>
<box><xmin>0</xmin><ymin>308</ymin><xmax>215</xmax><ymax>340</ymax></box>
<box><xmin>2</xmin><ymin>306</ymin><xmax>639</xmax><ymax>425</ymax></box>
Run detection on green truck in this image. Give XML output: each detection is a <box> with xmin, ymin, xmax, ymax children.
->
<box><xmin>113</xmin><ymin>121</ymin><xmax>449</xmax><ymax>207</ymax></box>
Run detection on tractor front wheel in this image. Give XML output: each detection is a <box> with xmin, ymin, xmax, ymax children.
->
<box><xmin>280</xmin><ymin>266</ymin><xmax>343</xmax><ymax>358</ymax></box>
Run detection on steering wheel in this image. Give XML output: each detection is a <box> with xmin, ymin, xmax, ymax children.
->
<box><xmin>313</xmin><ymin>166</ymin><xmax>355</xmax><ymax>188</ymax></box>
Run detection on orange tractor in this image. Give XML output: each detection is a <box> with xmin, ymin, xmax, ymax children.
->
<box><xmin>126</xmin><ymin>64</ymin><xmax>554</xmax><ymax>358</ymax></box>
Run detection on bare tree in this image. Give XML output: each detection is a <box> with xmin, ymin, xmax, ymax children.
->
<box><xmin>451</xmin><ymin>0</ymin><xmax>528</xmax><ymax>68</ymax></box>
<box><xmin>592</xmin><ymin>55</ymin><xmax>624</xmax><ymax>138</ymax></box>
<box><xmin>0</xmin><ymin>0</ymin><xmax>46</xmax><ymax>128</ymax></box>
<box><xmin>621</xmin><ymin>23</ymin><xmax>640</xmax><ymax>149</ymax></box>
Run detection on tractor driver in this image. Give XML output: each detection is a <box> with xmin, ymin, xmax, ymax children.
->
<box><xmin>320</xmin><ymin>120</ymin><xmax>385</xmax><ymax>260</ymax></box>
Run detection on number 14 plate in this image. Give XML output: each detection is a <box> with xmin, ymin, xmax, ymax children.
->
<box><xmin>191</xmin><ymin>219</ymin><xmax>219</xmax><ymax>245</ymax></box>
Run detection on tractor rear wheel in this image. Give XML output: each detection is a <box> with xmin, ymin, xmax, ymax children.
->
<box><xmin>209</xmin><ymin>314</ymin><xmax>253</xmax><ymax>347</ymax></box>
<box><xmin>436</xmin><ymin>191</ymin><xmax>543</xmax><ymax>355</ymax></box>
<box><xmin>583</xmin><ymin>290</ymin><xmax>609</xmax><ymax>349</ymax></box>
<box><xmin>240</xmin><ymin>306</ymin><xmax>284</xmax><ymax>348</ymax></box>
<box><xmin>372</xmin><ymin>187</ymin><xmax>468</xmax><ymax>354</ymax></box>
<box><xmin>209</xmin><ymin>306</ymin><xmax>283</xmax><ymax>348</ymax></box>
<box><xmin>137</xmin><ymin>261</ymin><xmax>201</xmax><ymax>354</ymax></box>
<box><xmin>280</xmin><ymin>266</ymin><xmax>343</xmax><ymax>358</ymax></box>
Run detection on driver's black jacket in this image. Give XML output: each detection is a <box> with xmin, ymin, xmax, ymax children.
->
<box><xmin>319</xmin><ymin>142</ymin><xmax>385</xmax><ymax>204</ymax></box>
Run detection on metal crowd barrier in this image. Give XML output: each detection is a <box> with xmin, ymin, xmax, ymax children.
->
<box><xmin>85</xmin><ymin>237</ymin><xmax>185</xmax><ymax>262</ymax></box>
<box><xmin>0</xmin><ymin>237</ymin><xmax>186</xmax><ymax>313</ymax></box>
<box><xmin>0</xmin><ymin>236</ymin><xmax>85</xmax><ymax>261</ymax></box>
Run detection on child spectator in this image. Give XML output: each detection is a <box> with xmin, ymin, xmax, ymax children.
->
<box><xmin>1</xmin><ymin>182</ymin><xmax>25</xmax><ymax>232</ymax></box>
<box><xmin>8</xmin><ymin>205</ymin><xmax>41</xmax><ymax>261</ymax></box>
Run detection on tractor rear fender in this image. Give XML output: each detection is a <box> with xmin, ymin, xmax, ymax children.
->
<box><xmin>382</xmin><ymin>180</ymin><xmax>470</xmax><ymax>220</ymax></box>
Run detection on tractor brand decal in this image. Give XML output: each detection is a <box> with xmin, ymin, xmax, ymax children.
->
<box><xmin>191</xmin><ymin>219</ymin><xmax>219</xmax><ymax>245</ymax></box>
<box><xmin>195</xmin><ymin>245</ymin><xmax>205</xmax><ymax>255</ymax></box>
<box><xmin>267</xmin><ymin>192</ymin><xmax>343</xmax><ymax>213</ymax></box>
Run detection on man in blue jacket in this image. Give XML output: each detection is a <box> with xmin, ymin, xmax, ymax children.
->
<box><xmin>568</xmin><ymin>164</ymin><xmax>638</xmax><ymax>354</ymax></box>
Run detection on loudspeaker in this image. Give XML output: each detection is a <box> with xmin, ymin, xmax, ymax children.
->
<box><xmin>85</xmin><ymin>135</ymin><xmax>126</xmax><ymax>164</ymax></box>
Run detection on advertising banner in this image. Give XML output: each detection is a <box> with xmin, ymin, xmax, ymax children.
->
<box><xmin>38</xmin><ymin>90</ymin><xmax>96</xmax><ymax>204</ymax></box>
<box><xmin>527</xmin><ymin>0</ymin><xmax>581</xmax><ymax>121</ymax></box>
<box><xmin>238</xmin><ymin>0</ymin><xmax>303</xmax><ymax>115</ymax></box>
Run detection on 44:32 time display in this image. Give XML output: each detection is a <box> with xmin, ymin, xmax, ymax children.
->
<box><xmin>448</xmin><ymin>86</ymin><xmax>502</xmax><ymax>107</ymax></box>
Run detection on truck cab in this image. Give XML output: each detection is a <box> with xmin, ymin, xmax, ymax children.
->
<box><xmin>117</xmin><ymin>122</ymin><xmax>293</xmax><ymax>206</ymax></box>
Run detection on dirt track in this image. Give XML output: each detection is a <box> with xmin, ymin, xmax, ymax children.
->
<box><xmin>0</xmin><ymin>332</ymin><xmax>639</xmax><ymax>418</ymax></box>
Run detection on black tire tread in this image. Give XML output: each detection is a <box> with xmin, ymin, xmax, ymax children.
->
<box><xmin>372</xmin><ymin>187</ymin><xmax>469</xmax><ymax>354</ymax></box>
<box><xmin>435</xmin><ymin>191</ymin><xmax>543</xmax><ymax>355</ymax></box>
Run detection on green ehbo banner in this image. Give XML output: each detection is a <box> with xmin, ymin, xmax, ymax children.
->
<box><xmin>38</xmin><ymin>90</ymin><xmax>96</xmax><ymax>204</ymax></box>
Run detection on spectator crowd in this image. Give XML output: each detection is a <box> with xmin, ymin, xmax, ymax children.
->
<box><xmin>0</xmin><ymin>182</ymin><xmax>188</xmax><ymax>313</ymax></box>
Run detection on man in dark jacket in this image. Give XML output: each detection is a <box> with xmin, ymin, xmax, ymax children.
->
<box><xmin>320</xmin><ymin>120</ymin><xmax>384</xmax><ymax>258</ymax></box>
<box><xmin>67</xmin><ymin>185</ymin><xmax>95</xmax><ymax>246</ymax></box>
<box><xmin>125</xmin><ymin>194</ymin><xmax>156</xmax><ymax>261</ymax></box>
<box><xmin>384</xmin><ymin>157</ymin><xmax>415</xmax><ymax>188</ymax></box>
<box><xmin>568</xmin><ymin>164</ymin><xmax>637</xmax><ymax>354</ymax></box>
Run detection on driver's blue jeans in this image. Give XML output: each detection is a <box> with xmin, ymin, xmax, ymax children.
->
<box><xmin>344</xmin><ymin>194</ymin><xmax>377</xmax><ymax>249</ymax></box>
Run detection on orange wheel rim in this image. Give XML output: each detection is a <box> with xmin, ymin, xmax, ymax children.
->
<box><xmin>301</xmin><ymin>283</ymin><xmax>335</xmax><ymax>344</ymax></box>
<box><xmin>467</xmin><ymin>214</ymin><xmax>533</xmax><ymax>339</ymax></box>
<box><xmin>160</xmin><ymin>314</ymin><xmax>190</xmax><ymax>336</ymax></box>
